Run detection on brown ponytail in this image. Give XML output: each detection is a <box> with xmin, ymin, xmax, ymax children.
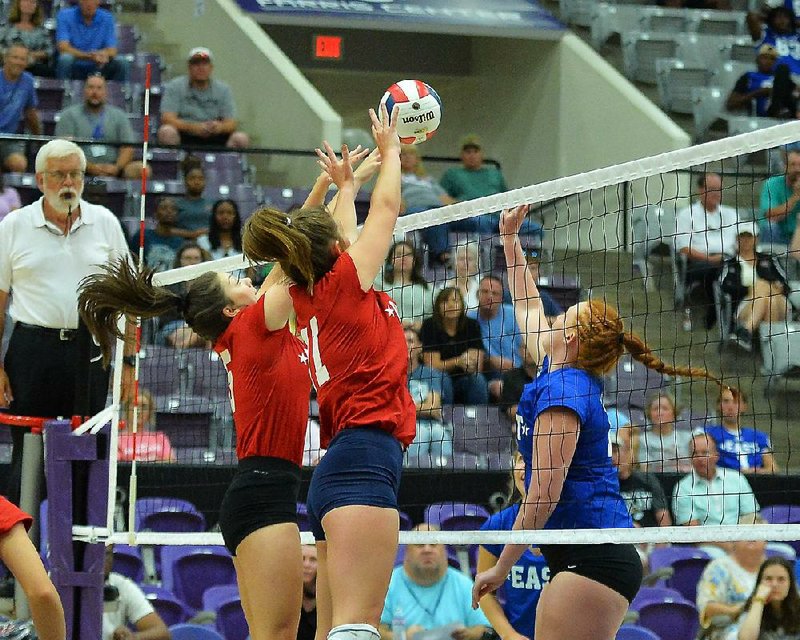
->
<box><xmin>78</xmin><ymin>256</ymin><xmax>230</xmax><ymax>366</ymax></box>
<box><xmin>576</xmin><ymin>300</ymin><xmax>722</xmax><ymax>387</ymax></box>
<box><xmin>242</xmin><ymin>206</ymin><xmax>340</xmax><ymax>292</ymax></box>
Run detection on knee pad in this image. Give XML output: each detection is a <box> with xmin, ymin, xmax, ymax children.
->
<box><xmin>327</xmin><ymin>623</ymin><xmax>380</xmax><ymax>640</ymax></box>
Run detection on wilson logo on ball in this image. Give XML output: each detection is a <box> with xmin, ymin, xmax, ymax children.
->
<box><xmin>379</xmin><ymin>80</ymin><xmax>443</xmax><ymax>145</ymax></box>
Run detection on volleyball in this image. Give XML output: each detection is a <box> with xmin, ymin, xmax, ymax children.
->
<box><xmin>379</xmin><ymin>80</ymin><xmax>443</xmax><ymax>145</ymax></box>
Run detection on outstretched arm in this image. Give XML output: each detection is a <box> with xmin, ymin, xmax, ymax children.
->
<box><xmin>347</xmin><ymin>105</ymin><xmax>401</xmax><ymax>291</ymax></box>
<box><xmin>502</xmin><ymin>206</ymin><xmax>549</xmax><ymax>365</ymax></box>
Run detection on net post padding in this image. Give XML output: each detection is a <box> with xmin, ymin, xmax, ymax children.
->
<box><xmin>46</xmin><ymin>420</ymin><xmax>110</xmax><ymax>640</ymax></box>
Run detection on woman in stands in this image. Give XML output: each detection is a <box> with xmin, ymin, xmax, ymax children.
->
<box><xmin>734</xmin><ymin>557</ymin><xmax>800</xmax><ymax>640</ymax></box>
<box><xmin>200</xmin><ymin>198</ymin><xmax>243</xmax><ymax>260</ymax></box>
<box><xmin>241</xmin><ymin>105</ymin><xmax>415</xmax><ymax>640</ymax></box>
<box><xmin>0</xmin><ymin>0</ymin><xmax>53</xmax><ymax>77</ymax></box>
<box><xmin>478</xmin><ymin>450</ymin><xmax>549</xmax><ymax>640</ymax></box>
<box><xmin>376</xmin><ymin>239</ymin><xmax>433</xmax><ymax>330</ymax></box>
<box><xmin>472</xmin><ymin>204</ymin><xmax>723</xmax><ymax>640</ymax></box>
<box><xmin>77</xmin><ymin>246</ymin><xmax>310</xmax><ymax>640</ymax></box>
<box><xmin>638</xmin><ymin>391</ymin><xmax>692</xmax><ymax>474</ymax></box>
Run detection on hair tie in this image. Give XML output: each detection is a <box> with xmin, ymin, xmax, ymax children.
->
<box><xmin>285</xmin><ymin>216</ymin><xmax>292</xmax><ymax>226</ymax></box>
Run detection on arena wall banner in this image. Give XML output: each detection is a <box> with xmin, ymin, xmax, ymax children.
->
<box><xmin>234</xmin><ymin>0</ymin><xmax>564</xmax><ymax>37</ymax></box>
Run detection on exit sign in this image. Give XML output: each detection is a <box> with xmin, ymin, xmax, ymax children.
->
<box><xmin>313</xmin><ymin>35</ymin><xmax>343</xmax><ymax>60</ymax></box>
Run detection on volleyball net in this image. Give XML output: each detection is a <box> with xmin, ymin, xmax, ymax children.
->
<box><xmin>74</xmin><ymin>118</ymin><xmax>800</xmax><ymax>553</ymax></box>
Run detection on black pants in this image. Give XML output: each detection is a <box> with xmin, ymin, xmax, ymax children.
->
<box><xmin>686</xmin><ymin>258</ymin><xmax>722</xmax><ymax>326</ymax></box>
<box><xmin>3</xmin><ymin>322</ymin><xmax>109</xmax><ymax>505</ymax></box>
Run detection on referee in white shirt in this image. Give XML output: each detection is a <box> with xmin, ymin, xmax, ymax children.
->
<box><xmin>0</xmin><ymin>139</ymin><xmax>132</xmax><ymax>504</ymax></box>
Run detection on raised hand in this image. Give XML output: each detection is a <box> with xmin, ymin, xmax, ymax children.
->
<box><xmin>354</xmin><ymin>147</ymin><xmax>382</xmax><ymax>189</ymax></box>
<box><xmin>369</xmin><ymin>104</ymin><xmax>400</xmax><ymax>156</ymax></box>
<box><xmin>315</xmin><ymin>142</ymin><xmax>355</xmax><ymax>190</ymax></box>
<box><xmin>500</xmin><ymin>205</ymin><xmax>530</xmax><ymax>237</ymax></box>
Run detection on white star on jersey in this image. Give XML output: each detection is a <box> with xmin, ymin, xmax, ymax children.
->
<box><xmin>299</xmin><ymin>349</ymin><xmax>309</xmax><ymax>364</ymax></box>
<box><xmin>385</xmin><ymin>300</ymin><xmax>399</xmax><ymax>318</ymax></box>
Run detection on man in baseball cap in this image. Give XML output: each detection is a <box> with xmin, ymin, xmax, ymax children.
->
<box><xmin>157</xmin><ymin>46</ymin><xmax>250</xmax><ymax>149</ymax></box>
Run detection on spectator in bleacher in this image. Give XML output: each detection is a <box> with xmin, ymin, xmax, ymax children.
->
<box><xmin>720</xmin><ymin>223</ymin><xmax>789</xmax><ymax>351</ymax></box>
<box><xmin>376</xmin><ymin>240</ymin><xmax>433</xmax><ymax>330</ymax></box>
<box><xmin>102</xmin><ymin>544</ymin><xmax>170</xmax><ymax>640</ymax></box>
<box><xmin>672</xmin><ymin>433</ymin><xmax>760</xmax><ymax>527</ymax></box>
<box><xmin>198</xmin><ymin>198</ymin><xmax>242</xmax><ymax>259</ymax></box>
<box><xmin>760</xmin><ymin>149</ymin><xmax>800</xmax><ymax>251</ymax></box>
<box><xmin>55</xmin><ymin>74</ymin><xmax>146</xmax><ymax>180</ymax></box>
<box><xmin>157</xmin><ymin>241</ymin><xmax>212</xmax><ymax>348</ymax></box>
<box><xmin>117</xmin><ymin>388</ymin><xmax>175</xmax><ymax>463</ymax></box>
<box><xmin>748</xmin><ymin>6</ymin><xmax>800</xmax><ymax>71</ymax></box>
<box><xmin>297</xmin><ymin>544</ymin><xmax>318</xmax><ymax>640</ymax></box>
<box><xmin>468</xmin><ymin>274</ymin><xmax>521</xmax><ymax>401</ymax></box>
<box><xmin>157</xmin><ymin>47</ymin><xmax>250</xmax><ymax>149</ymax></box>
<box><xmin>0</xmin><ymin>170</ymin><xmax>21</xmax><ymax>221</ymax></box>
<box><xmin>400</xmin><ymin>144</ymin><xmax>454</xmax><ymax>267</ymax></box>
<box><xmin>726</xmin><ymin>45</ymin><xmax>788</xmax><ymax>118</ymax></box>
<box><xmin>674</xmin><ymin>172</ymin><xmax>739</xmax><ymax>329</ymax></box>
<box><xmin>478</xmin><ymin>451</ymin><xmax>550</xmax><ymax>640</ymax></box>
<box><xmin>696</xmin><ymin>537</ymin><xmax>768</xmax><ymax>640</ymax></box>
<box><xmin>731</xmin><ymin>557</ymin><xmax>800</xmax><ymax>640</ymax></box>
<box><xmin>704</xmin><ymin>386</ymin><xmax>778</xmax><ymax>474</ymax></box>
<box><xmin>439</xmin><ymin>242</ymin><xmax>481</xmax><ymax>311</ymax></box>
<box><xmin>0</xmin><ymin>0</ymin><xmax>54</xmax><ymax>77</ymax></box>
<box><xmin>500</xmin><ymin>342</ymin><xmax>536</xmax><ymax>422</ymax></box>
<box><xmin>0</xmin><ymin>41</ymin><xmax>41</xmax><ymax>172</ymax></box>
<box><xmin>421</xmin><ymin>286</ymin><xmax>489</xmax><ymax>405</ymax></box>
<box><xmin>440</xmin><ymin>135</ymin><xmax>541</xmax><ymax>239</ymax></box>
<box><xmin>55</xmin><ymin>0</ymin><xmax>126</xmax><ymax>81</ymax></box>
<box><xmin>612</xmin><ymin>430</ymin><xmax>672</xmax><ymax>529</ymax></box>
<box><xmin>380</xmin><ymin>523</ymin><xmax>492</xmax><ymax>640</ymax></box>
<box><xmin>405</xmin><ymin>326</ymin><xmax>452</xmax><ymax>467</ymax></box>
<box><xmin>129</xmin><ymin>196</ymin><xmax>183</xmax><ymax>272</ymax></box>
<box><xmin>173</xmin><ymin>157</ymin><xmax>212</xmax><ymax>239</ymax></box>
<box><xmin>0</xmin><ymin>139</ymin><xmax>133</xmax><ymax>505</ymax></box>
<box><xmin>638</xmin><ymin>392</ymin><xmax>693</xmax><ymax>473</ymax></box>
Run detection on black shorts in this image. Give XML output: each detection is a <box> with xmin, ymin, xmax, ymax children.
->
<box><xmin>539</xmin><ymin>543</ymin><xmax>643</xmax><ymax>603</ymax></box>
<box><xmin>218</xmin><ymin>456</ymin><xmax>301</xmax><ymax>555</ymax></box>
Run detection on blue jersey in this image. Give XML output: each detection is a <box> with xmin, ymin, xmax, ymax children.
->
<box><xmin>481</xmin><ymin>504</ymin><xmax>549</xmax><ymax>637</ymax></box>
<box><xmin>734</xmin><ymin>71</ymin><xmax>774</xmax><ymax>116</ymax></box>
<box><xmin>704</xmin><ymin>425</ymin><xmax>772</xmax><ymax>472</ymax></box>
<box><xmin>759</xmin><ymin>31</ymin><xmax>800</xmax><ymax>74</ymax></box>
<box><xmin>516</xmin><ymin>358</ymin><xmax>632</xmax><ymax>530</ymax></box>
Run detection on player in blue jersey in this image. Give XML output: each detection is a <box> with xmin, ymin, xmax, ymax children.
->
<box><xmin>472</xmin><ymin>205</ymin><xmax>722</xmax><ymax>640</ymax></box>
<box><xmin>478</xmin><ymin>451</ymin><xmax>549</xmax><ymax>640</ymax></box>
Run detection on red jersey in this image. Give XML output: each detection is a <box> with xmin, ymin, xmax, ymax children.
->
<box><xmin>0</xmin><ymin>496</ymin><xmax>32</xmax><ymax>535</ymax></box>
<box><xmin>214</xmin><ymin>298</ymin><xmax>311</xmax><ymax>465</ymax></box>
<box><xmin>289</xmin><ymin>252</ymin><xmax>416</xmax><ymax>448</ymax></box>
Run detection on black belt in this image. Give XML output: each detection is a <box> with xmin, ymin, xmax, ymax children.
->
<box><xmin>15</xmin><ymin>322</ymin><xmax>78</xmax><ymax>341</ymax></box>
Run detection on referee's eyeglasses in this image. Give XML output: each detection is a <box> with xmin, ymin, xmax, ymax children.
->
<box><xmin>44</xmin><ymin>170</ymin><xmax>84</xmax><ymax>183</ymax></box>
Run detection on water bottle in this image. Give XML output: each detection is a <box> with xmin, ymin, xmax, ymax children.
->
<box><xmin>391</xmin><ymin>607</ymin><xmax>407</xmax><ymax>640</ymax></box>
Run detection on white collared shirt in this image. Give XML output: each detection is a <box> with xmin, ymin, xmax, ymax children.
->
<box><xmin>0</xmin><ymin>197</ymin><xmax>129</xmax><ymax>328</ymax></box>
<box><xmin>674</xmin><ymin>201</ymin><xmax>739</xmax><ymax>257</ymax></box>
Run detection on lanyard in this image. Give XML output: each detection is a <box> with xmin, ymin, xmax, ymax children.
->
<box><xmin>401</xmin><ymin>570</ymin><xmax>449</xmax><ymax>620</ymax></box>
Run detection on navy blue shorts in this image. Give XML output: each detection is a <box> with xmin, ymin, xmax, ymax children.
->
<box><xmin>306</xmin><ymin>427</ymin><xmax>403</xmax><ymax>541</ymax></box>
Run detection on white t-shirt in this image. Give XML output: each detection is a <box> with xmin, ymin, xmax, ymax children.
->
<box><xmin>0</xmin><ymin>197</ymin><xmax>129</xmax><ymax>328</ymax></box>
<box><xmin>103</xmin><ymin>572</ymin><xmax>155</xmax><ymax>640</ymax></box>
<box><xmin>674</xmin><ymin>201</ymin><xmax>739</xmax><ymax>258</ymax></box>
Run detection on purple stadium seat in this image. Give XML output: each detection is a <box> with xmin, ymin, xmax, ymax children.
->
<box><xmin>215</xmin><ymin>596</ymin><xmax>248</xmax><ymax>640</ymax></box>
<box><xmin>444</xmin><ymin>405</ymin><xmax>514</xmax><ymax>462</ymax></box>
<box><xmin>130</xmin><ymin>53</ymin><xmax>164</xmax><ymax>85</ymax></box>
<box><xmin>637</xmin><ymin>601</ymin><xmax>700</xmax><ymax>640</ymax></box>
<box><xmin>667</xmin><ymin>557</ymin><xmax>710</xmax><ymax>602</ymax></box>
<box><xmin>146</xmin><ymin>148</ymin><xmax>184</xmax><ymax>181</ymax></box>
<box><xmin>616</xmin><ymin>625</ymin><xmax>661</xmax><ymax>640</ymax></box>
<box><xmin>116</xmin><ymin>24</ymin><xmax>138</xmax><ymax>55</ymax></box>
<box><xmin>631</xmin><ymin>586</ymin><xmax>685</xmax><ymax>610</ymax></box>
<box><xmin>3</xmin><ymin>173</ymin><xmax>38</xmax><ymax>206</ymax></box>
<box><xmin>296</xmin><ymin>502</ymin><xmax>311</xmax><ymax>532</ymax></box>
<box><xmin>169</xmin><ymin>624</ymin><xmax>225</xmax><ymax>640</ymax></box>
<box><xmin>261</xmin><ymin>186</ymin><xmax>312</xmax><ymax>212</ymax></box>
<box><xmin>141</xmin><ymin>585</ymin><xmax>190</xmax><ymax>627</ymax></box>
<box><xmin>202</xmin><ymin>585</ymin><xmax>239</xmax><ymax>613</ymax></box>
<box><xmin>424</xmin><ymin>502</ymin><xmax>490</xmax><ymax>530</ymax></box>
<box><xmin>112</xmin><ymin>544</ymin><xmax>144</xmax><ymax>583</ymax></box>
<box><xmin>39</xmin><ymin>110</ymin><xmax>59</xmax><ymax>136</ymax></box>
<box><xmin>39</xmin><ymin>499</ymin><xmax>48</xmax><ymax>568</ymax></box>
<box><xmin>761</xmin><ymin>505</ymin><xmax>800</xmax><ymax>524</ymax></box>
<box><xmin>137</xmin><ymin>346</ymin><xmax>181</xmax><ymax>397</ymax></box>
<box><xmin>135</xmin><ymin>497</ymin><xmax>205</xmax><ymax>532</ymax></box>
<box><xmin>605</xmin><ymin>354</ymin><xmax>668</xmax><ymax>412</ymax></box>
<box><xmin>399</xmin><ymin>510</ymin><xmax>413</xmax><ymax>531</ymax></box>
<box><xmin>33</xmin><ymin>78</ymin><xmax>67</xmax><ymax>110</ymax></box>
<box><xmin>648</xmin><ymin>547</ymin><xmax>711</xmax><ymax>574</ymax></box>
<box><xmin>161</xmin><ymin>546</ymin><xmax>236</xmax><ymax>613</ymax></box>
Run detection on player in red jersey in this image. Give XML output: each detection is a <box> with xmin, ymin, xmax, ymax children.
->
<box><xmin>78</xmin><ymin>257</ymin><xmax>310</xmax><ymax>640</ymax></box>
<box><xmin>241</xmin><ymin>105</ymin><xmax>413</xmax><ymax>640</ymax></box>
<box><xmin>0</xmin><ymin>495</ymin><xmax>64</xmax><ymax>640</ymax></box>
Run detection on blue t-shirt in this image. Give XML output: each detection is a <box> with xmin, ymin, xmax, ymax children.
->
<box><xmin>759</xmin><ymin>31</ymin><xmax>800</xmax><ymax>74</ymax></box>
<box><xmin>703</xmin><ymin>425</ymin><xmax>772</xmax><ymax>472</ymax></box>
<box><xmin>735</xmin><ymin>71</ymin><xmax>775</xmax><ymax>117</ymax></box>
<box><xmin>0</xmin><ymin>71</ymin><xmax>36</xmax><ymax>133</ymax></box>
<box><xmin>467</xmin><ymin>304</ymin><xmax>522</xmax><ymax>369</ymax></box>
<box><xmin>55</xmin><ymin>6</ymin><xmax>117</xmax><ymax>53</ymax></box>
<box><xmin>481</xmin><ymin>504</ymin><xmax>549</xmax><ymax>638</ymax></box>
<box><xmin>381</xmin><ymin>566</ymin><xmax>490</xmax><ymax>631</ymax></box>
<box><xmin>516</xmin><ymin>358</ymin><xmax>632</xmax><ymax>530</ymax></box>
